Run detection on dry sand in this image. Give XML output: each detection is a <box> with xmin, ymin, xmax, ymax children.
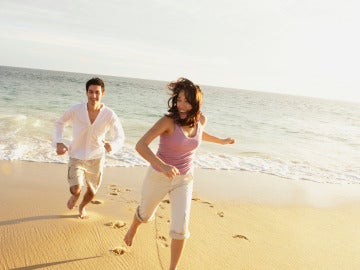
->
<box><xmin>1</xmin><ymin>160</ymin><xmax>360</xmax><ymax>270</ymax></box>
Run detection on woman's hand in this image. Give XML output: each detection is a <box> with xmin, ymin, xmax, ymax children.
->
<box><xmin>160</xmin><ymin>164</ymin><xmax>180</xmax><ymax>179</ymax></box>
<box><xmin>222</xmin><ymin>138</ymin><xmax>235</xmax><ymax>145</ymax></box>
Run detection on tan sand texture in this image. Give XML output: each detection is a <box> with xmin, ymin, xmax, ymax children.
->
<box><xmin>1</xmin><ymin>160</ymin><xmax>360</xmax><ymax>270</ymax></box>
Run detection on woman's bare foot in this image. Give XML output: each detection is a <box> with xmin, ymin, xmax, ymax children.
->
<box><xmin>67</xmin><ymin>195</ymin><xmax>79</xmax><ymax>210</ymax></box>
<box><xmin>124</xmin><ymin>226</ymin><xmax>136</xmax><ymax>246</ymax></box>
<box><xmin>124</xmin><ymin>214</ymin><xmax>142</xmax><ymax>246</ymax></box>
<box><xmin>79</xmin><ymin>207</ymin><xmax>89</xmax><ymax>219</ymax></box>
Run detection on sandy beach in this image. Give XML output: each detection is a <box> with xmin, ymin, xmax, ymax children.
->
<box><xmin>1</xmin><ymin>160</ymin><xmax>360</xmax><ymax>270</ymax></box>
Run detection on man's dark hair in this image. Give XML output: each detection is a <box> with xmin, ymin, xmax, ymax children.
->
<box><xmin>86</xmin><ymin>77</ymin><xmax>105</xmax><ymax>92</ymax></box>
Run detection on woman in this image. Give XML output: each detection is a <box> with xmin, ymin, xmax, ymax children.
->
<box><xmin>124</xmin><ymin>78</ymin><xmax>235</xmax><ymax>270</ymax></box>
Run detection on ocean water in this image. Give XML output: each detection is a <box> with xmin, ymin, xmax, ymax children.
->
<box><xmin>0</xmin><ymin>65</ymin><xmax>359</xmax><ymax>185</ymax></box>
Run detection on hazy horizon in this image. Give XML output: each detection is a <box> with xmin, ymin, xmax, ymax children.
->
<box><xmin>1</xmin><ymin>0</ymin><xmax>360</xmax><ymax>103</ymax></box>
<box><xmin>4</xmin><ymin>64</ymin><xmax>358</xmax><ymax>105</ymax></box>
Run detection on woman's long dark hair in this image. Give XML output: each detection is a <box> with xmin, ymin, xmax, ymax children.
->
<box><xmin>166</xmin><ymin>78</ymin><xmax>203</xmax><ymax>127</ymax></box>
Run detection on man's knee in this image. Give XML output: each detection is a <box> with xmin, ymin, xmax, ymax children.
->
<box><xmin>70</xmin><ymin>185</ymin><xmax>81</xmax><ymax>195</ymax></box>
<box><xmin>86</xmin><ymin>186</ymin><xmax>96</xmax><ymax>196</ymax></box>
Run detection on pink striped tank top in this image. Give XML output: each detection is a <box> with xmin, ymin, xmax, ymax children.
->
<box><xmin>155</xmin><ymin>122</ymin><xmax>203</xmax><ymax>175</ymax></box>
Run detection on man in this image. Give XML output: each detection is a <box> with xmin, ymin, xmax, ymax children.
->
<box><xmin>53</xmin><ymin>77</ymin><xmax>125</xmax><ymax>219</ymax></box>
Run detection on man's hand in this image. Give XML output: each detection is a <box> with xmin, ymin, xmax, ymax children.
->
<box><xmin>56</xmin><ymin>143</ymin><xmax>68</xmax><ymax>155</ymax></box>
<box><xmin>103</xmin><ymin>141</ymin><xmax>112</xmax><ymax>152</ymax></box>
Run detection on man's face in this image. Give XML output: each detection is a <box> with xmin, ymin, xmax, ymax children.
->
<box><xmin>86</xmin><ymin>85</ymin><xmax>104</xmax><ymax>106</ymax></box>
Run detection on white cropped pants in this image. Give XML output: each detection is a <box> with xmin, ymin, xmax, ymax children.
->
<box><xmin>136</xmin><ymin>167</ymin><xmax>194</xmax><ymax>240</ymax></box>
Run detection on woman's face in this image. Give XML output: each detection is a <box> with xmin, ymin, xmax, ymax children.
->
<box><xmin>176</xmin><ymin>90</ymin><xmax>192</xmax><ymax>119</ymax></box>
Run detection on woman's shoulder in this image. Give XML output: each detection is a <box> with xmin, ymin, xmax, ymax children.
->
<box><xmin>158</xmin><ymin>115</ymin><xmax>174</xmax><ymax>124</ymax></box>
<box><xmin>156</xmin><ymin>115</ymin><xmax>176</xmax><ymax>134</ymax></box>
<box><xmin>154</xmin><ymin>115</ymin><xmax>175</xmax><ymax>129</ymax></box>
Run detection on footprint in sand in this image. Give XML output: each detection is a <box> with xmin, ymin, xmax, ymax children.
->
<box><xmin>109</xmin><ymin>192</ymin><xmax>119</xmax><ymax>196</ymax></box>
<box><xmin>105</xmin><ymin>220</ymin><xmax>126</xmax><ymax>229</ymax></box>
<box><xmin>111</xmin><ymin>246</ymin><xmax>127</xmax><ymax>255</ymax></box>
<box><xmin>192</xmin><ymin>197</ymin><xmax>214</xmax><ymax>208</ymax></box>
<box><xmin>91</xmin><ymin>199</ymin><xmax>103</xmax><ymax>205</ymax></box>
<box><xmin>201</xmin><ymin>201</ymin><xmax>214</xmax><ymax>207</ymax></box>
<box><xmin>162</xmin><ymin>199</ymin><xmax>170</xmax><ymax>204</ymax></box>
<box><xmin>233</xmin><ymin>234</ymin><xmax>249</xmax><ymax>241</ymax></box>
<box><xmin>157</xmin><ymin>235</ymin><xmax>169</xmax><ymax>248</ymax></box>
<box><xmin>107</xmin><ymin>184</ymin><xmax>121</xmax><ymax>194</ymax></box>
<box><xmin>217</xmin><ymin>211</ymin><xmax>224</xmax><ymax>218</ymax></box>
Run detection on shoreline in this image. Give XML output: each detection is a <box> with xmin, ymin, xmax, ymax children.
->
<box><xmin>2</xmin><ymin>159</ymin><xmax>360</xmax><ymax>206</ymax></box>
<box><xmin>1</xmin><ymin>160</ymin><xmax>360</xmax><ymax>269</ymax></box>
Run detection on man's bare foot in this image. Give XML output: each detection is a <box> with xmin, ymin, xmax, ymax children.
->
<box><xmin>124</xmin><ymin>227</ymin><xmax>136</xmax><ymax>246</ymax></box>
<box><xmin>67</xmin><ymin>195</ymin><xmax>79</xmax><ymax>210</ymax></box>
<box><xmin>79</xmin><ymin>207</ymin><xmax>89</xmax><ymax>219</ymax></box>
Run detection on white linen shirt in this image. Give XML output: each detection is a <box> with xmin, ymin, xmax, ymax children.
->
<box><xmin>53</xmin><ymin>103</ymin><xmax>125</xmax><ymax>160</ymax></box>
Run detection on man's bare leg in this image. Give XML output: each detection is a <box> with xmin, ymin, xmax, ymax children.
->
<box><xmin>67</xmin><ymin>185</ymin><xmax>81</xmax><ymax>210</ymax></box>
<box><xmin>169</xmin><ymin>239</ymin><xmax>185</xmax><ymax>270</ymax></box>
<box><xmin>78</xmin><ymin>187</ymin><xmax>95</xmax><ymax>219</ymax></box>
<box><xmin>124</xmin><ymin>214</ymin><xmax>142</xmax><ymax>246</ymax></box>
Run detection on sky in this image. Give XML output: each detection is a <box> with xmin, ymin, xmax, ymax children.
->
<box><xmin>1</xmin><ymin>0</ymin><xmax>359</xmax><ymax>103</ymax></box>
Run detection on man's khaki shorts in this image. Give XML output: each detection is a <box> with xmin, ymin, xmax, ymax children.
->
<box><xmin>67</xmin><ymin>157</ymin><xmax>105</xmax><ymax>194</ymax></box>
